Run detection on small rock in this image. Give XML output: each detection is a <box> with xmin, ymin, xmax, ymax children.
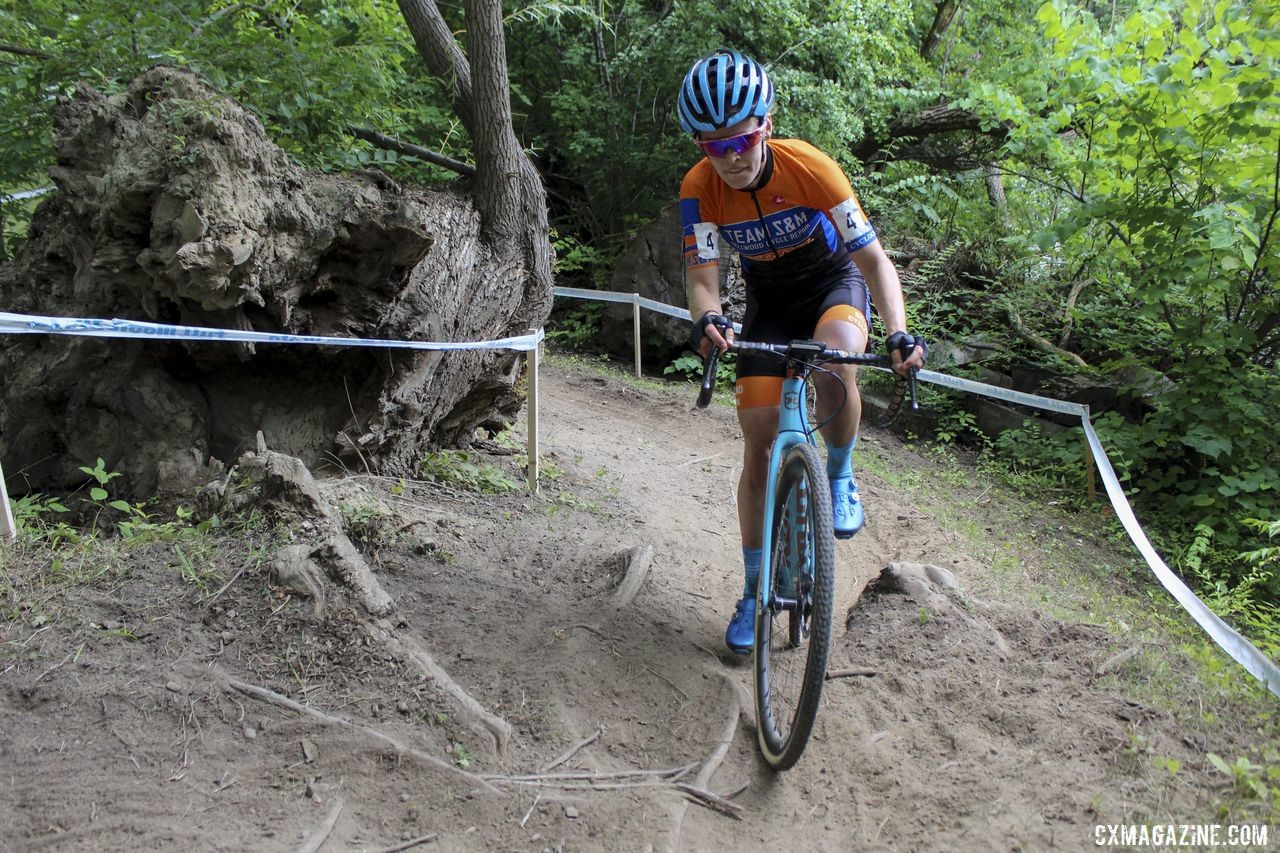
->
<box><xmin>399</xmin><ymin>791</ymin><xmax>411</xmax><ymax>803</ymax></box>
<box><xmin>165</xmin><ymin>680</ymin><xmax>182</xmax><ymax>693</ymax></box>
<box><xmin>243</xmin><ymin>726</ymin><xmax>258</xmax><ymax>740</ymax></box>
<box><xmin>102</xmin><ymin>619</ymin><xmax>122</xmax><ymax>630</ymax></box>
<box><xmin>300</xmin><ymin>738</ymin><xmax>318</xmax><ymax>763</ymax></box>
<box><xmin>564</xmin><ymin>805</ymin><xmax>579</xmax><ymax>819</ymax></box>
<box><xmin>225</xmin><ymin>609</ymin><xmax>238</xmax><ymax>619</ymax></box>
<box><xmin>396</xmin><ymin>700</ymin><xmax>409</xmax><ymax>714</ymax></box>
<box><xmin>220</xmin><ymin>631</ymin><xmax>234</xmax><ymax>644</ymax></box>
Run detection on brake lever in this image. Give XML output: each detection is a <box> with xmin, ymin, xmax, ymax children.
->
<box><xmin>696</xmin><ymin>348</ymin><xmax>720</xmax><ymax>409</ymax></box>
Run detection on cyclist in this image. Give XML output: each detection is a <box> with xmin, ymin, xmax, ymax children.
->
<box><xmin>678</xmin><ymin>48</ymin><xmax>927</xmax><ymax>655</ymax></box>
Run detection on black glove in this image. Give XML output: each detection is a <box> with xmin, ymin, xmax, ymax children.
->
<box><xmin>689</xmin><ymin>311</ymin><xmax>732</xmax><ymax>353</ymax></box>
<box><xmin>886</xmin><ymin>331</ymin><xmax>927</xmax><ymax>364</ymax></box>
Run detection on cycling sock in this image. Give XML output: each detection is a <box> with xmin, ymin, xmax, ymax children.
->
<box><xmin>826</xmin><ymin>436</ymin><xmax>858</xmax><ymax>479</ymax></box>
<box><xmin>743</xmin><ymin>546</ymin><xmax>762</xmax><ymax>596</ymax></box>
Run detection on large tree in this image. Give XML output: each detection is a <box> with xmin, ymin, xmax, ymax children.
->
<box><xmin>395</xmin><ymin>0</ymin><xmax>553</xmax><ymax>292</ymax></box>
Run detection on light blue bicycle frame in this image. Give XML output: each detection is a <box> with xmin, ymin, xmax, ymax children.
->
<box><xmin>756</xmin><ymin>365</ymin><xmax>818</xmax><ymax>616</ymax></box>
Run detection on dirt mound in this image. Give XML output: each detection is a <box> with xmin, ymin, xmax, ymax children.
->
<box><xmin>1</xmin><ymin>358</ymin><xmax>1273</xmax><ymax>851</ymax></box>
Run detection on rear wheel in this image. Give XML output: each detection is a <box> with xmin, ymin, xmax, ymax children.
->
<box><xmin>754</xmin><ymin>442</ymin><xmax>835</xmax><ymax>770</ymax></box>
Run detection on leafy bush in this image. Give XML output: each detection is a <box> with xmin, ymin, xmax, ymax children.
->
<box><xmin>664</xmin><ymin>350</ymin><xmax>737</xmax><ymax>394</ymax></box>
<box><xmin>417</xmin><ymin>450</ymin><xmax>520</xmax><ymax>494</ymax></box>
<box><xmin>546</xmin><ymin>302</ymin><xmax>605</xmax><ymax>351</ymax></box>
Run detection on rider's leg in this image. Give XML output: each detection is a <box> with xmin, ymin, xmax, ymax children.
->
<box><xmin>725</xmin><ymin>381</ymin><xmax>781</xmax><ymax>653</ymax></box>
<box><xmin>811</xmin><ymin>308</ymin><xmax>868</xmax><ymax>451</ymax></box>
<box><xmin>811</xmin><ymin>308</ymin><xmax>870</xmax><ymax>537</ymax></box>
<box><xmin>737</xmin><ymin>401</ymin><xmax>779</xmax><ymax>551</ymax></box>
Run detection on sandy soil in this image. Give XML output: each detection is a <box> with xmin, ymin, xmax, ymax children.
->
<box><xmin>1</xmin><ymin>355</ymin><xmax>1275</xmax><ymax>852</ymax></box>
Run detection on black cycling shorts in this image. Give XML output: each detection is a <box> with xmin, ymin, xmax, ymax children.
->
<box><xmin>737</xmin><ymin>263</ymin><xmax>872</xmax><ymax>379</ymax></box>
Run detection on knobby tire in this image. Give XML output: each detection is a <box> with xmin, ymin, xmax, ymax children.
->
<box><xmin>754</xmin><ymin>442</ymin><xmax>835</xmax><ymax>771</ymax></box>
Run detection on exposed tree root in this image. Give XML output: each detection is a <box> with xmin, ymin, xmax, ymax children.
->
<box><xmin>613</xmin><ymin>543</ymin><xmax>654</xmax><ymax>608</ymax></box>
<box><xmin>666</xmin><ymin>672</ymin><xmax>747</xmax><ymax>849</ymax></box>
<box><xmin>216</xmin><ymin>674</ymin><xmax>499</xmax><ymax>795</ymax></box>
<box><xmin>367</xmin><ymin>621</ymin><xmax>514</xmax><ymax>755</ymax></box>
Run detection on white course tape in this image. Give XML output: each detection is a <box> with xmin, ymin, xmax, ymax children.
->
<box><xmin>554</xmin><ymin>289</ymin><xmax>1280</xmax><ymax>694</ymax></box>
<box><xmin>0</xmin><ymin>311</ymin><xmax>543</xmax><ymax>351</ymax></box>
<box><xmin>914</xmin><ymin>367</ymin><xmax>1280</xmax><ymax>697</ymax></box>
<box><xmin>915</xmin><ymin>368</ymin><xmax>1089</xmax><ymax>418</ymax></box>
<box><xmin>1082</xmin><ymin>419</ymin><xmax>1280</xmax><ymax>697</ymax></box>
<box><xmin>553</xmin><ymin>286</ymin><xmax>743</xmax><ymax>332</ymax></box>
<box><xmin>0</xmin><ymin>186</ymin><xmax>54</xmax><ymax>203</ymax></box>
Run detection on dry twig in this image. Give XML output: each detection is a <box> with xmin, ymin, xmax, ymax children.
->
<box><xmin>370</xmin><ymin>832</ymin><xmax>439</xmax><ymax>853</ymax></box>
<box><xmin>297</xmin><ymin>797</ymin><xmax>343</xmax><ymax>853</ymax></box>
<box><xmin>674</xmin><ymin>783</ymin><xmax>744</xmax><ymax>820</ymax></box>
<box><xmin>540</xmin><ymin>728</ymin><xmax>602</xmax><ymax>772</ymax></box>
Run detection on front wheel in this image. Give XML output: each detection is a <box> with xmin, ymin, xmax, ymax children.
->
<box><xmin>754</xmin><ymin>442</ymin><xmax>835</xmax><ymax>771</ymax></box>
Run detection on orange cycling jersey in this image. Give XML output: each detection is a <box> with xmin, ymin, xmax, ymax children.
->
<box><xmin>680</xmin><ymin>138</ymin><xmax>877</xmax><ymax>282</ymax></box>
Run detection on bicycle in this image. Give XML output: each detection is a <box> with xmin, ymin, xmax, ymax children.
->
<box><xmin>696</xmin><ymin>338</ymin><xmax>917</xmax><ymax>770</ymax></box>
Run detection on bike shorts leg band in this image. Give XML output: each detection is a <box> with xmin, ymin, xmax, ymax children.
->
<box><xmin>815</xmin><ymin>303</ymin><xmax>869</xmax><ymax>340</ymax></box>
<box><xmin>735</xmin><ymin>376</ymin><xmax>784</xmax><ymax>409</ymax></box>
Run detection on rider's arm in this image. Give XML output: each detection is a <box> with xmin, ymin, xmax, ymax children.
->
<box><xmin>680</xmin><ymin>170</ymin><xmax>733</xmax><ymax>356</ymax></box>
<box><xmin>851</xmin><ymin>242</ymin><xmax>926</xmax><ymax>373</ymax></box>
<box><xmin>685</xmin><ymin>263</ymin><xmax>732</xmax><ymax>355</ymax></box>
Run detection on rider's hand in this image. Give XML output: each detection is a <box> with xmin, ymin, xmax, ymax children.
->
<box><xmin>886</xmin><ymin>331</ymin><xmax>927</xmax><ymax>377</ymax></box>
<box><xmin>690</xmin><ymin>311</ymin><xmax>734</xmax><ymax>357</ymax></box>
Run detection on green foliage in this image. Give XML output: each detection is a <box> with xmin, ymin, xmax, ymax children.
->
<box><xmin>504</xmin><ymin>0</ymin><xmax>927</xmax><ymax>251</ymax></box>
<box><xmin>1206</xmin><ymin>750</ymin><xmax>1280</xmax><ymax>819</ymax></box>
<box><xmin>551</xmin><ymin>228</ymin><xmax>609</xmax><ymax>287</ymax></box>
<box><xmin>664</xmin><ymin>350</ymin><xmax>737</xmax><ymax>394</ymax></box>
<box><xmin>546</xmin><ymin>302</ymin><xmax>605</xmax><ymax>351</ymax></box>
<box><xmin>451</xmin><ymin>741</ymin><xmax>473</xmax><ymax>769</ymax></box>
<box><xmin>1241</xmin><ymin>519</ymin><xmax>1280</xmax><ymax>569</ymax></box>
<box><xmin>417</xmin><ymin>449</ymin><xmax>520</xmax><ymax>494</ymax></box>
<box><xmin>0</xmin><ymin>0</ymin><xmax>462</xmax><ymax>211</ymax></box>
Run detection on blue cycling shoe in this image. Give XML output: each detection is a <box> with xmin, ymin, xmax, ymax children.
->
<box><xmin>830</xmin><ymin>473</ymin><xmax>865</xmax><ymax>539</ymax></box>
<box><xmin>725</xmin><ymin>596</ymin><xmax>756</xmax><ymax>655</ymax></box>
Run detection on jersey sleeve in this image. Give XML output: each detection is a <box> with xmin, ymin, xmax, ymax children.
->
<box><xmin>796</xmin><ymin>142</ymin><xmax>879</xmax><ymax>253</ymax></box>
<box><xmin>679</xmin><ymin>167</ymin><xmax>721</xmax><ymax>270</ymax></box>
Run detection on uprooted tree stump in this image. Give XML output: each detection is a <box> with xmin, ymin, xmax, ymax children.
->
<box><xmin>0</xmin><ymin>66</ymin><xmax>551</xmax><ymax>498</ymax></box>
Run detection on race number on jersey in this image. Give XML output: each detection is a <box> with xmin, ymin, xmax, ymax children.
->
<box><xmin>830</xmin><ymin>199</ymin><xmax>876</xmax><ymax>251</ymax></box>
<box><xmin>693</xmin><ymin>223</ymin><xmax>720</xmax><ymax>261</ymax></box>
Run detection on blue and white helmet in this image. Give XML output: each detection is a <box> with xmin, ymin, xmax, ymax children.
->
<box><xmin>677</xmin><ymin>49</ymin><xmax>774</xmax><ymax>134</ymax></box>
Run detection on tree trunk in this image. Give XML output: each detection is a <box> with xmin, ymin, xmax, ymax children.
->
<box><xmin>920</xmin><ymin>0</ymin><xmax>962</xmax><ymax>61</ymax></box>
<box><xmin>395</xmin><ymin>0</ymin><xmax>553</xmax><ymax>313</ymax></box>
<box><xmin>984</xmin><ymin>164</ymin><xmax>1012</xmax><ymax>226</ymax></box>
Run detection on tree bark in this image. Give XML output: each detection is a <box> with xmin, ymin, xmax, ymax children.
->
<box><xmin>984</xmin><ymin>164</ymin><xmax>1012</xmax><ymax>224</ymax></box>
<box><xmin>850</xmin><ymin>104</ymin><xmax>1009</xmax><ymax>167</ymax></box>
<box><xmin>920</xmin><ymin>0</ymin><xmax>962</xmax><ymax>61</ymax></box>
<box><xmin>395</xmin><ymin>1</ymin><xmax>473</xmax><ymax>129</ymax></box>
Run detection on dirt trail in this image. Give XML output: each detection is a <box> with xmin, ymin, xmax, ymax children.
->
<box><xmin>0</xmin><ymin>357</ymin><xmax>1273</xmax><ymax>852</ymax></box>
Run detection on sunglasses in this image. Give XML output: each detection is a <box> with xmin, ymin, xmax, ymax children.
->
<box><xmin>694</xmin><ymin>121</ymin><xmax>769</xmax><ymax>158</ymax></box>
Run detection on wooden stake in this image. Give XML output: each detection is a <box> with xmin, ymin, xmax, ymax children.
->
<box><xmin>1083</xmin><ymin>405</ymin><xmax>1097</xmax><ymax>501</ymax></box>
<box><xmin>632</xmin><ymin>295</ymin><xmax>642</xmax><ymax>379</ymax></box>
<box><xmin>0</xmin><ymin>458</ymin><xmax>15</xmax><ymax>539</ymax></box>
<box><xmin>527</xmin><ymin>330</ymin><xmax>540</xmax><ymax>494</ymax></box>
